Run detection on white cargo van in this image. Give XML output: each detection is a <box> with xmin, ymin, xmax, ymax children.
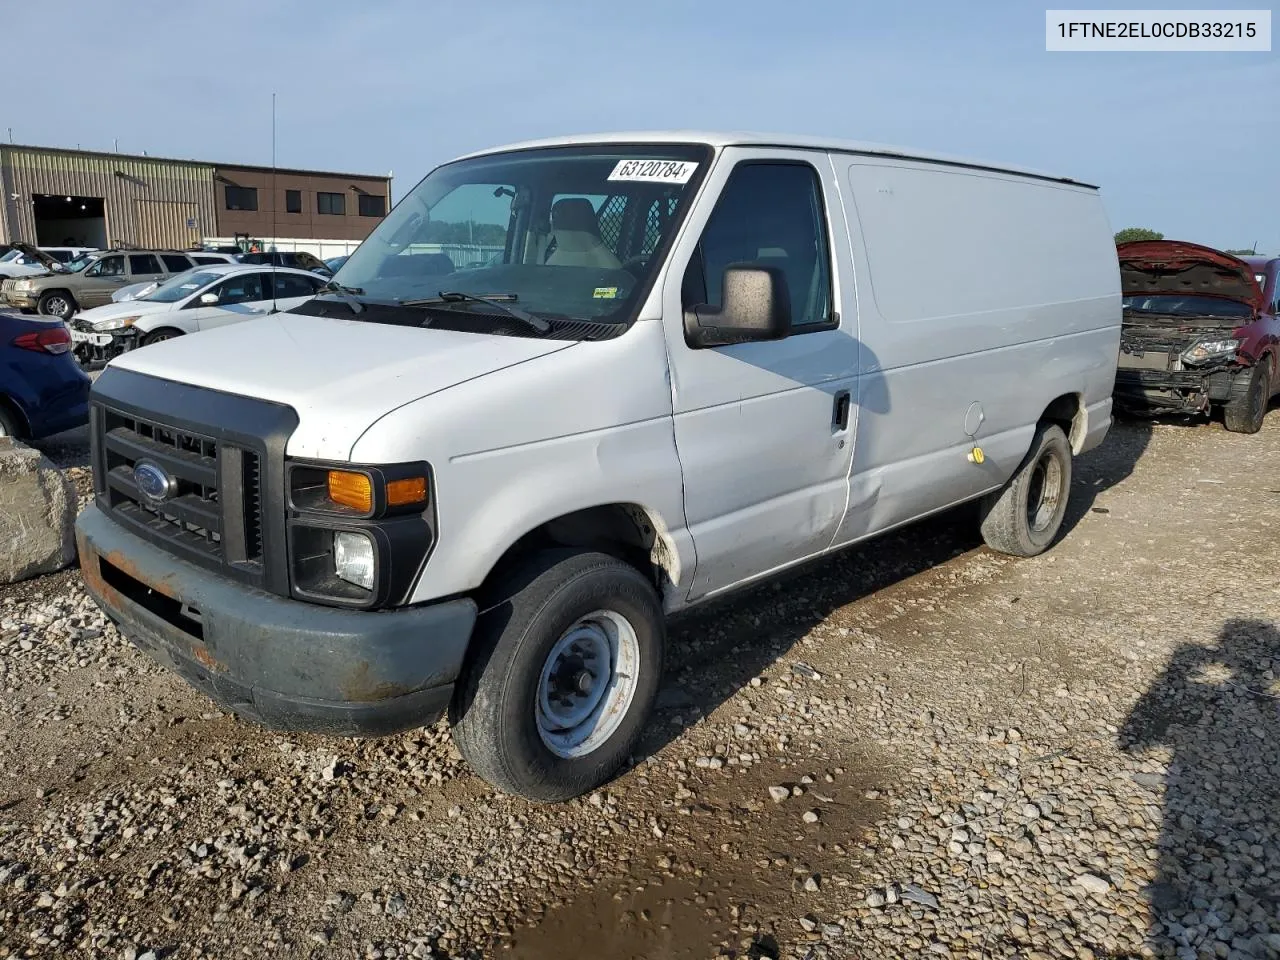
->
<box><xmin>76</xmin><ymin>133</ymin><xmax>1121</xmax><ymax>800</ymax></box>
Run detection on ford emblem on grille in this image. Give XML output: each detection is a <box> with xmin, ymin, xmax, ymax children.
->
<box><xmin>133</xmin><ymin>461</ymin><xmax>177</xmax><ymax>502</ymax></box>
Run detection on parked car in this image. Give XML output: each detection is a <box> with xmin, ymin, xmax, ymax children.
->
<box><xmin>70</xmin><ymin>264</ymin><xmax>326</xmax><ymax>364</ymax></box>
<box><xmin>0</xmin><ymin>244</ymin><xmax>98</xmax><ymax>280</ymax></box>
<box><xmin>237</xmin><ymin>250</ymin><xmax>332</xmax><ymax>275</ymax></box>
<box><xmin>0</xmin><ymin>313</ymin><xmax>90</xmax><ymax>439</ymax></box>
<box><xmin>1</xmin><ymin>249</ymin><xmax>103</xmax><ymax>312</ymax></box>
<box><xmin>110</xmin><ymin>254</ymin><xmax>239</xmax><ymax>303</ymax></box>
<box><xmin>75</xmin><ymin>132</ymin><xmax>1121</xmax><ymax>801</ymax></box>
<box><xmin>1115</xmin><ymin>241</ymin><xmax>1279</xmax><ymax>433</ymax></box>
<box><xmin>324</xmin><ymin>255</ymin><xmax>350</xmax><ymax>273</ymax></box>
<box><xmin>5</xmin><ymin>249</ymin><xmax>199</xmax><ymax>320</ymax></box>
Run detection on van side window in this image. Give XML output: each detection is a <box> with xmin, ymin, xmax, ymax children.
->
<box><xmin>683</xmin><ymin>163</ymin><xmax>832</xmax><ymax>330</ymax></box>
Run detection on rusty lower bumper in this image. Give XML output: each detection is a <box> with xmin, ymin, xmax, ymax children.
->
<box><xmin>75</xmin><ymin>504</ymin><xmax>476</xmax><ymax>736</ymax></box>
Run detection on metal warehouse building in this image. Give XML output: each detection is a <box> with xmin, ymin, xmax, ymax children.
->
<box><xmin>0</xmin><ymin>143</ymin><xmax>391</xmax><ymax>252</ymax></box>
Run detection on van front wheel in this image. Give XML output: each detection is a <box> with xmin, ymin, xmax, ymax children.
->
<box><xmin>449</xmin><ymin>550</ymin><xmax>665</xmax><ymax>801</ymax></box>
<box><xmin>979</xmin><ymin>423</ymin><xmax>1072</xmax><ymax>557</ymax></box>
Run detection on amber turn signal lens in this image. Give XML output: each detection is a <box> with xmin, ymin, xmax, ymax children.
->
<box><xmin>327</xmin><ymin>470</ymin><xmax>373</xmax><ymax>512</ymax></box>
<box><xmin>386</xmin><ymin>476</ymin><xmax>428</xmax><ymax>507</ymax></box>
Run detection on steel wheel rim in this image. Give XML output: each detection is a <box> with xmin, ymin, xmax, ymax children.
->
<box><xmin>535</xmin><ymin>609</ymin><xmax>640</xmax><ymax>759</ymax></box>
<box><xmin>1026</xmin><ymin>451</ymin><xmax>1064</xmax><ymax>534</ymax></box>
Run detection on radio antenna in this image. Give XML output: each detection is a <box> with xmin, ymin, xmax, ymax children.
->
<box><xmin>271</xmin><ymin>92</ymin><xmax>278</xmax><ymax>308</ymax></box>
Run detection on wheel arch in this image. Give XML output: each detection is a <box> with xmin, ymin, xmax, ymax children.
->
<box><xmin>478</xmin><ymin>502</ymin><xmax>683</xmax><ymax>605</ymax></box>
<box><xmin>1039</xmin><ymin>392</ymin><xmax>1087</xmax><ymax>453</ymax></box>
<box><xmin>0</xmin><ymin>393</ymin><xmax>31</xmax><ymax>439</ymax></box>
<box><xmin>140</xmin><ymin>325</ymin><xmax>187</xmax><ymax>343</ymax></box>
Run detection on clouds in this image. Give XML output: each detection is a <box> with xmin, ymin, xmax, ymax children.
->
<box><xmin>5</xmin><ymin>0</ymin><xmax>1277</xmax><ymax>251</ymax></box>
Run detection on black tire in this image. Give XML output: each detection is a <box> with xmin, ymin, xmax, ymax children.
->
<box><xmin>1222</xmin><ymin>362</ymin><xmax>1270</xmax><ymax>434</ymax></box>
<box><xmin>0</xmin><ymin>401</ymin><xmax>22</xmax><ymax>440</ymax></box>
<box><xmin>449</xmin><ymin>549</ymin><xmax>665</xmax><ymax>802</ymax></box>
<box><xmin>979</xmin><ymin>423</ymin><xmax>1073</xmax><ymax>557</ymax></box>
<box><xmin>141</xmin><ymin>328</ymin><xmax>184</xmax><ymax>347</ymax></box>
<box><xmin>37</xmin><ymin>290</ymin><xmax>76</xmax><ymax>320</ymax></box>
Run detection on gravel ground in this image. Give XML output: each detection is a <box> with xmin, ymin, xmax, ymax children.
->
<box><xmin>3</xmin><ymin>408</ymin><xmax>1280</xmax><ymax>959</ymax></box>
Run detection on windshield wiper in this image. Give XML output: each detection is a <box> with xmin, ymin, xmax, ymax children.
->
<box><xmin>400</xmin><ymin>291</ymin><xmax>551</xmax><ymax>334</ymax></box>
<box><xmin>317</xmin><ymin>279</ymin><xmax>365</xmax><ymax>315</ymax></box>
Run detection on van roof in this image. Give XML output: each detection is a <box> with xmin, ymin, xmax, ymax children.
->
<box><xmin>453</xmin><ymin>131</ymin><xmax>1098</xmax><ymax>189</ymax></box>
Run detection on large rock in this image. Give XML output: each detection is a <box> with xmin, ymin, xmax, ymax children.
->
<box><xmin>0</xmin><ymin>438</ymin><xmax>76</xmax><ymax>583</ymax></box>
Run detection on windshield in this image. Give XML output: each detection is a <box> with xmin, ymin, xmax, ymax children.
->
<box><xmin>332</xmin><ymin>144</ymin><xmax>710</xmax><ymax>334</ymax></box>
<box><xmin>0</xmin><ymin>249</ymin><xmax>21</xmax><ymax>264</ymax></box>
<box><xmin>61</xmin><ymin>252</ymin><xmax>99</xmax><ymax>273</ymax></box>
<box><xmin>1122</xmin><ymin>295</ymin><xmax>1254</xmax><ymax>318</ymax></box>
<box><xmin>144</xmin><ymin>269</ymin><xmax>221</xmax><ymax>303</ymax></box>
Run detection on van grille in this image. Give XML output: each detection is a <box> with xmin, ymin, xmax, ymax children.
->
<box><xmin>98</xmin><ymin>408</ymin><xmax>263</xmax><ymax>573</ymax></box>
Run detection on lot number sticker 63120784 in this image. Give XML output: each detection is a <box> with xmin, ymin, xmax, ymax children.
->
<box><xmin>607</xmin><ymin>159</ymin><xmax>698</xmax><ymax>184</ymax></box>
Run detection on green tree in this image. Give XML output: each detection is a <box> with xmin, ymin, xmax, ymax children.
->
<box><xmin>1225</xmin><ymin>248</ymin><xmax>1257</xmax><ymax>256</ymax></box>
<box><xmin>1115</xmin><ymin>227</ymin><xmax>1163</xmax><ymax>244</ymax></box>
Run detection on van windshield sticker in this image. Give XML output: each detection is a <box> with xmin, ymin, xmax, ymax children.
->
<box><xmin>593</xmin><ymin>286</ymin><xmax>618</xmax><ymax>299</ymax></box>
<box><xmin>607</xmin><ymin>159</ymin><xmax>698</xmax><ymax>184</ymax></box>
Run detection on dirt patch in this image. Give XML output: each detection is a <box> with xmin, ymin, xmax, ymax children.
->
<box><xmin>506</xmin><ymin>759</ymin><xmax>884</xmax><ymax>960</ymax></box>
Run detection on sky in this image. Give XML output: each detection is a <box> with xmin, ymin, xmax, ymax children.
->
<box><xmin>5</xmin><ymin>0</ymin><xmax>1277</xmax><ymax>253</ymax></box>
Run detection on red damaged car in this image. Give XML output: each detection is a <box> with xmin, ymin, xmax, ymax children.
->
<box><xmin>1114</xmin><ymin>240</ymin><xmax>1279</xmax><ymax>433</ymax></box>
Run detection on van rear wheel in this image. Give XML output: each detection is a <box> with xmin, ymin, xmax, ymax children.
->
<box><xmin>449</xmin><ymin>549</ymin><xmax>665</xmax><ymax>801</ymax></box>
<box><xmin>979</xmin><ymin>423</ymin><xmax>1072</xmax><ymax>557</ymax></box>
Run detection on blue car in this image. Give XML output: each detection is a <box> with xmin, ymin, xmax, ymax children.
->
<box><xmin>0</xmin><ymin>312</ymin><xmax>91</xmax><ymax>440</ymax></box>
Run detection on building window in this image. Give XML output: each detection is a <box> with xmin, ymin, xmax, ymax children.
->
<box><xmin>358</xmin><ymin>194</ymin><xmax>386</xmax><ymax>218</ymax></box>
<box><xmin>225</xmin><ymin>185</ymin><xmax>258</xmax><ymax>211</ymax></box>
<box><xmin>317</xmin><ymin>192</ymin><xmax>345</xmax><ymax>216</ymax></box>
<box><xmin>286</xmin><ymin>189</ymin><xmax>302</xmax><ymax>214</ymax></box>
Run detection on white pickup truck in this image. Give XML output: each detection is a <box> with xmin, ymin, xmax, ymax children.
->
<box><xmin>76</xmin><ymin>132</ymin><xmax>1121</xmax><ymax>800</ymax></box>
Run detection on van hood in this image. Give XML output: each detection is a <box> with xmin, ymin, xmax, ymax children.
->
<box><xmin>109</xmin><ymin>310</ymin><xmax>576</xmax><ymax>459</ymax></box>
<box><xmin>1117</xmin><ymin>240</ymin><xmax>1264</xmax><ymax>312</ymax></box>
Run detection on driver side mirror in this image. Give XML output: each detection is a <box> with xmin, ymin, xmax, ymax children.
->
<box><xmin>684</xmin><ymin>265</ymin><xmax>792</xmax><ymax>348</ymax></box>
<box><xmin>199</xmin><ymin>292</ymin><xmax>219</xmax><ymax>305</ymax></box>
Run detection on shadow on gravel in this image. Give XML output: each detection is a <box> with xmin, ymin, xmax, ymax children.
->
<box><xmin>1059</xmin><ymin>417</ymin><xmax>1151</xmax><ymax>537</ymax></box>
<box><xmin>1121</xmin><ymin>619</ymin><xmax>1280</xmax><ymax>956</ymax></box>
<box><xmin>643</xmin><ymin>418</ymin><xmax>1153</xmax><ymax>764</ymax></box>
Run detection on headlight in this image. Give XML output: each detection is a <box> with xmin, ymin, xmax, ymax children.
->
<box><xmin>95</xmin><ymin>316</ymin><xmax>141</xmax><ymax>332</ymax></box>
<box><xmin>14</xmin><ymin>280</ymin><xmax>31</xmax><ymax>291</ymax></box>
<box><xmin>333</xmin><ymin>531</ymin><xmax>375</xmax><ymax>589</ymax></box>
<box><xmin>1181</xmin><ymin>338</ymin><xmax>1240</xmax><ymax>364</ymax></box>
<box><xmin>287</xmin><ymin>460</ymin><xmax>435</xmax><ymax>608</ymax></box>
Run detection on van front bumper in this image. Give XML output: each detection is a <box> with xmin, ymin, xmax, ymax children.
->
<box><xmin>76</xmin><ymin>505</ymin><xmax>476</xmax><ymax>736</ymax></box>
